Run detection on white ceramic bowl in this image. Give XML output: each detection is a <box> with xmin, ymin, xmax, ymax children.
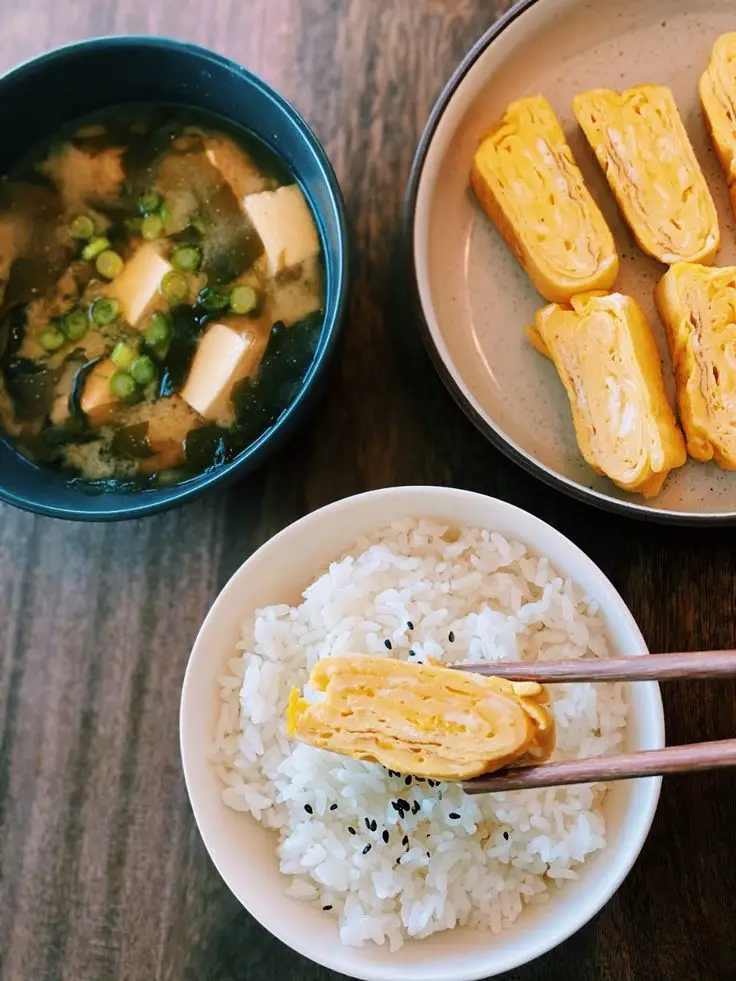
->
<box><xmin>180</xmin><ymin>486</ymin><xmax>664</xmax><ymax>981</ymax></box>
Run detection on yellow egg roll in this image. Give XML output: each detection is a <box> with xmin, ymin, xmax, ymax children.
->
<box><xmin>656</xmin><ymin>262</ymin><xmax>736</xmax><ymax>469</ymax></box>
<box><xmin>573</xmin><ymin>85</ymin><xmax>719</xmax><ymax>264</ymax></box>
<box><xmin>470</xmin><ymin>95</ymin><xmax>618</xmax><ymax>303</ymax></box>
<box><xmin>528</xmin><ymin>292</ymin><xmax>686</xmax><ymax>497</ymax></box>
<box><xmin>287</xmin><ymin>655</ymin><xmax>555</xmax><ymax>782</ymax></box>
<box><xmin>700</xmin><ymin>33</ymin><xmax>736</xmax><ymax>218</ymax></box>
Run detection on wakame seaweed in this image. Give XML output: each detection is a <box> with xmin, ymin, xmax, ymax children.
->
<box><xmin>232</xmin><ymin>312</ymin><xmax>322</xmax><ymax>441</ymax></box>
<box><xmin>163</xmin><ymin>304</ymin><xmax>206</xmax><ymax>390</ymax></box>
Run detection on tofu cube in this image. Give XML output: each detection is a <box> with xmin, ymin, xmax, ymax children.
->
<box><xmin>80</xmin><ymin>360</ymin><xmax>121</xmax><ymax>427</ymax></box>
<box><xmin>107</xmin><ymin>243</ymin><xmax>172</xmax><ymax>327</ymax></box>
<box><xmin>180</xmin><ymin>322</ymin><xmax>258</xmax><ymax>422</ymax></box>
<box><xmin>244</xmin><ymin>185</ymin><xmax>319</xmax><ymax>276</ymax></box>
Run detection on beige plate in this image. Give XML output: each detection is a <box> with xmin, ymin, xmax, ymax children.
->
<box><xmin>407</xmin><ymin>0</ymin><xmax>736</xmax><ymax>523</ymax></box>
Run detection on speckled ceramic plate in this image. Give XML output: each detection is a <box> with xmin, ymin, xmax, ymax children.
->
<box><xmin>407</xmin><ymin>0</ymin><xmax>736</xmax><ymax>523</ymax></box>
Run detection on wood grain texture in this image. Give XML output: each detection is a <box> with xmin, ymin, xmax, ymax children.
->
<box><xmin>0</xmin><ymin>1</ymin><xmax>735</xmax><ymax>980</ymax></box>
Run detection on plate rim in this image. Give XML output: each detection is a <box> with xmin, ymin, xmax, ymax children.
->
<box><xmin>403</xmin><ymin>0</ymin><xmax>736</xmax><ymax>526</ymax></box>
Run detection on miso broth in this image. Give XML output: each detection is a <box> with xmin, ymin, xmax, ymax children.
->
<box><xmin>0</xmin><ymin>106</ymin><xmax>324</xmax><ymax>487</ymax></box>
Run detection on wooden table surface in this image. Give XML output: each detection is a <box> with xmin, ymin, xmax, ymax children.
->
<box><xmin>1</xmin><ymin>1</ymin><xmax>735</xmax><ymax>979</ymax></box>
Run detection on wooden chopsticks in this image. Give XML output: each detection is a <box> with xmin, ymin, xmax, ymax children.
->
<box><xmin>461</xmin><ymin>739</ymin><xmax>736</xmax><ymax>793</ymax></box>
<box><xmin>452</xmin><ymin>650</ymin><xmax>736</xmax><ymax>683</ymax></box>
<box><xmin>453</xmin><ymin>651</ymin><xmax>736</xmax><ymax>794</ymax></box>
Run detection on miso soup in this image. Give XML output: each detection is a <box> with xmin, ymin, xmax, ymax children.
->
<box><xmin>0</xmin><ymin>106</ymin><xmax>324</xmax><ymax>487</ymax></box>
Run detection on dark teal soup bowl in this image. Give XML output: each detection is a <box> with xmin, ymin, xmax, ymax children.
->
<box><xmin>0</xmin><ymin>37</ymin><xmax>349</xmax><ymax>520</ymax></box>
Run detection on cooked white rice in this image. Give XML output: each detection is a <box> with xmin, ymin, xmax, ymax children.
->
<box><xmin>211</xmin><ymin>520</ymin><xmax>627</xmax><ymax>950</ymax></box>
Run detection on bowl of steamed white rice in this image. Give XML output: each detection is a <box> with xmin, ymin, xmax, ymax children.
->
<box><xmin>180</xmin><ymin>486</ymin><xmax>664</xmax><ymax>981</ymax></box>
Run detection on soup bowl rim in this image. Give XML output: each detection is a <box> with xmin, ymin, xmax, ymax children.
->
<box><xmin>0</xmin><ymin>35</ymin><xmax>350</xmax><ymax>520</ymax></box>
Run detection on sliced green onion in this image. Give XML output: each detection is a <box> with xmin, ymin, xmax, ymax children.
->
<box><xmin>141</xmin><ymin>215</ymin><xmax>164</xmax><ymax>241</ymax></box>
<box><xmin>82</xmin><ymin>236</ymin><xmax>111</xmax><ymax>262</ymax></box>
<box><xmin>64</xmin><ymin>309</ymin><xmax>89</xmax><ymax>341</ymax></box>
<box><xmin>161</xmin><ymin>270</ymin><xmax>188</xmax><ymax>303</ymax></box>
<box><xmin>138</xmin><ymin>190</ymin><xmax>162</xmax><ymax>215</ymax></box>
<box><xmin>159</xmin><ymin>201</ymin><xmax>170</xmax><ymax>227</ymax></box>
<box><xmin>130</xmin><ymin>355</ymin><xmax>156</xmax><ymax>386</ymax></box>
<box><xmin>39</xmin><ymin>326</ymin><xmax>66</xmax><ymax>352</ymax></box>
<box><xmin>95</xmin><ymin>250</ymin><xmax>124</xmax><ymax>280</ymax></box>
<box><xmin>144</xmin><ymin>312</ymin><xmax>172</xmax><ymax>348</ymax></box>
<box><xmin>197</xmin><ymin>286</ymin><xmax>230</xmax><ymax>312</ymax></box>
<box><xmin>70</xmin><ymin>215</ymin><xmax>95</xmax><ymax>240</ymax></box>
<box><xmin>111</xmin><ymin>341</ymin><xmax>136</xmax><ymax>369</ymax></box>
<box><xmin>124</xmin><ymin>216</ymin><xmax>144</xmax><ymax>234</ymax></box>
<box><xmin>172</xmin><ymin>246</ymin><xmax>201</xmax><ymax>272</ymax></box>
<box><xmin>109</xmin><ymin>370</ymin><xmax>137</xmax><ymax>399</ymax></box>
<box><xmin>90</xmin><ymin>296</ymin><xmax>120</xmax><ymax>325</ymax></box>
<box><xmin>230</xmin><ymin>285</ymin><xmax>258</xmax><ymax>315</ymax></box>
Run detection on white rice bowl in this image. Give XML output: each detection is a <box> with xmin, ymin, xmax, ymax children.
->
<box><xmin>181</xmin><ymin>488</ymin><xmax>663</xmax><ymax>981</ymax></box>
<box><xmin>214</xmin><ymin>521</ymin><xmax>630</xmax><ymax>946</ymax></box>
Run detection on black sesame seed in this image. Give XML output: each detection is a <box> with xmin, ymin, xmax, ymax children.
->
<box><xmin>402</xmin><ymin>835</ymin><xmax>409</xmax><ymax>846</ymax></box>
<box><xmin>426</xmin><ymin>851</ymin><xmax>430</xmax><ymax>858</ymax></box>
<box><xmin>396</xmin><ymin>855</ymin><xmax>402</xmax><ymax>864</ymax></box>
<box><xmin>365</xmin><ymin>817</ymin><xmax>371</xmax><ymax>830</ymax></box>
<box><xmin>323</xmin><ymin>904</ymin><xmax>333</xmax><ymax>911</ymax></box>
<box><xmin>408</xmin><ymin>649</ymin><xmax>416</xmax><ymax>657</ymax></box>
<box><xmin>448</xmin><ymin>811</ymin><xmax>460</xmax><ymax>820</ymax></box>
<box><xmin>382</xmin><ymin>830</ymin><xmax>389</xmax><ymax>843</ymax></box>
<box><xmin>304</xmin><ymin>804</ymin><xmax>313</xmax><ymax>814</ymax></box>
<box><xmin>503</xmin><ymin>831</ymin><xmax>509</xmax><ymax>840</ymax></box>
<box><xmin>415</xmin><ymin>777</ymin><xmax>425</xmax><ymax>783</ymax></box>
<box><xmin>330</xmin><ymin>803</ymin><xmax>337</xmax><ymax>811</ymax></box>
<box><xmin>407</xmin><ymin>621</ymin><xmax>414</xmax><ymax>630</ymax></box>
<box><xmin>391</xmin><ymin>801</ymin><xmax>400</xmax><ymax>812</ymax></box>
<box><xmin>411</xmin><ymin>801</ymin><xmax>420</xmax><ymax>815</ymax></box>
<box><xmin>448</xmin><ymin>631</ymin><xmax>455</xmax><ymax>643</ymax></box>
<box><xmin>362</xmin><ymin>844</ymin><xmax>372</xmax><ymax>855</ymax></box>
<box><xmin>427</xmin><ymin>779</ymin><xmax>435</xmax><ymax>787</ymax></box>
<box><xmin>405</xmin><ymin>775</ymin><xmax>412</xmax><ymax>786</ymax></box>
<box><xmin>348</xmin><ymin>826</ymin><xmax>356</xmax><ymax>835</ymax></box>
<box><xmin>398</xmin><ymin>798</ymin><xmax>410</xmax><ymax>810</ymax></box>
<box><xmin>384</xmin><ymin>639</ymin><xmax>392</xmax><ymax>650</ymax></box>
